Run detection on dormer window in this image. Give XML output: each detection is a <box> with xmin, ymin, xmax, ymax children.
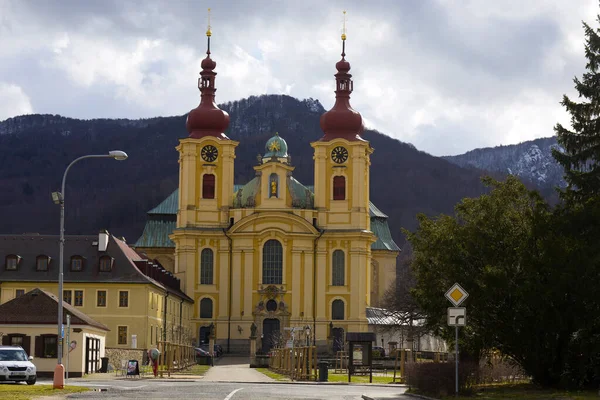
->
<box><xmin>36</xmin><ymin>255</ymin><xmax>50</xmax><ymax>271</ymax></box>
<box><xmin>5</xmin><ymin>255</ymin><xmax>20</xmax><ymax>271</ymax></box>
<box><xmin>70</xmin><ymin>256</ymin><xmax>84</xmax><ymax>271</ymax></box>
<box><xmin>99</xmin><ymin>256</ymin><xmax>113</xmax><ymax>272</ymax></box>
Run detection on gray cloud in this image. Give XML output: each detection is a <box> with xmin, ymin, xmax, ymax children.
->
<box><xmin>0</xmin><ymin>0</ymin><xmax>596</xmax><ymax>155</ymax></box>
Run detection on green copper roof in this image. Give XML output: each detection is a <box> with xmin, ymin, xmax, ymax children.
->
<box><xmin>264</xmin><ymin>133</ymin><xmax>288</xmax><ymax>159</ymax></box>
<box><xmin>371</xmin><ymin>217</ymin><xmax>400</xmax><ymax>251</ymax></box>
<box><xmin>233</xmin><ymin>177</ymin><xmax>261</xmax><ymax>208</ymax></box>
<box><xmin>369</xmin><ymin>202</ymin><xmax>389</xmax><ymax>218</ymax></box>
<box><xmin>368</xmin><ymin>202</ymin><xmax>399</xmax><ymax>251</ymax></box>
<box><xmin>149</xmin><ymin>189</ymin><xmax>179</xmax><ymax>214</ymax></box>
<box><xmin>288</xmin><ymin>177</ymin><xmax>314</xmax><ymax>208</ymax></box>
<box><xmin>135</xmin><ymin>190</ymin><xmax>399</xmax><ymax>253</ymax></box>
<box><xmin>134</xmin><ymin>216</ymin><xmax>176</xmax><ymax>248</ymax></box>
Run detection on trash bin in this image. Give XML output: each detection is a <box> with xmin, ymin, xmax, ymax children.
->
<box><xmin>99</xmin><ymin>357</ymin><xmax>109</xmax><ymax>373</ymax></box>
<box><xmin>317</xmin><ymin>360</ymin><xmax>329</xmax><ymax>382</ymax></box>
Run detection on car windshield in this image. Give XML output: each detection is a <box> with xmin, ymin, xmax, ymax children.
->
<box><xmin>0</xmin><ymin>349</ymin><xmax>28</xmax><ymax>362</ymax></box>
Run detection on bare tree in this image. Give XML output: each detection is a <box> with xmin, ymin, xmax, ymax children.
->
<box><xmin>380</xmin><ymin>253</ymin><xmax>429</xmax><ymax>350</ymax></box>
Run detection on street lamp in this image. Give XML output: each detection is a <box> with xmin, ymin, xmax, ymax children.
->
<box><xmin>304</xmin><ymin>325</ymin><xmax>311</xmax><ymax>347</ymax></box>
<box><xmin>51</xmin><ymin>150</ymin><xmax>128</xmax><ymax>389</ymax></box>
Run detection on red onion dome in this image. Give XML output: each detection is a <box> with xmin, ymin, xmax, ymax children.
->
<box><xmin>320</xmin><ymin>54</ymin><xmax>364</xmax><ymax>141</ymax></box>
<box><xmin>186</xmin><ymin>32</ymin><xmax>230</xmax><ymax>139</ymax></box>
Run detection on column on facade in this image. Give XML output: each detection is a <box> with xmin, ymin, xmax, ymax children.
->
<box><xmin>231</xmin><ymin>249</ymin><xmax>243</xmax><ymax>318</ymax></box>
<box><xmin>291</xmin><ymin>249</ymin><xmax>303</xmax><ymax>319</ymax></box>
<box><xmin>217</xmin><ymin>237</ymin><xmax>229</xmax><ymax>325</ymax></box>
<box><xmin>242</xmin><ymin>250</ymin><xmax>254</xmax><ymax>318</ymax></box>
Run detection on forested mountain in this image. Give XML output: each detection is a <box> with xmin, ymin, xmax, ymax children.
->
<box><xmin>443</xmin><ymin>136</ymin><xmax>565</xmax><ymax>191</ymax></box>
<box><xmin>0</xmin><ymin>94</ymin><xmax>494</xmax><ymax>246</ymax></box>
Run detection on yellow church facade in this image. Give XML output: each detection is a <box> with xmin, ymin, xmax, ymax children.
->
<box><xmin>135</xmin><ymin>27</ymin><xmax>400</xmax><ymax>353</ymax></box>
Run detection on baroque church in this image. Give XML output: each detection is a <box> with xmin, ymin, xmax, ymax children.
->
<box><xmin>135</xmin><ymin>21</ymin><xmax>400</xmax><ymax>353</ymax></box>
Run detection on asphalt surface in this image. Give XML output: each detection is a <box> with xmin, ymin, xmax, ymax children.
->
<box><xmin>43</xmin><ymin>379</ymin><xmax>408</xmax><ymax>399</ymax></box>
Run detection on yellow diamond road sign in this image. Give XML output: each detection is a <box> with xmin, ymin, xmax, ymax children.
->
<box><xmin>445</xmin><ymin>283</ymin><xmax>469</xmax><ymax>306</ymax></box>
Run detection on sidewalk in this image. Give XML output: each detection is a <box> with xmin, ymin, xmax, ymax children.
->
<box><xmin>202</xmin><ymin>356</ymin><xmax>274</xmax><ymax>383</ymax></box>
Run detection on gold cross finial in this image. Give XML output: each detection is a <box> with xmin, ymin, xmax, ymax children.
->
<box><xmin>206</xmin><ymin>8</ymin><xmax>212</xmax><ymax>37</ymax></box>
<box><xmin>341</xmin><ymin>10</ymin><xmax>347</xmax><ymax>41</ymax></box>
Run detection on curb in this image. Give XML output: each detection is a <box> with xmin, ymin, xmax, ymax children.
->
<box><xmin>196</xmin><ymin>380</ymin><xmax>407</xmax><ymax>387</ymax></box>
<box><xmin>361</xmin><ymin>395</ymin><xmax>408</xmax><ymax>400</ymax></box>
<box><xmin>402</xmin><ymin>393</ymin><xmax>439</xmax><ymax>400</ymax></box>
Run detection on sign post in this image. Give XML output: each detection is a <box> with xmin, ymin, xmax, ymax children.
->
<box><xmin>445</xmin><ymin>283</ymin><xmax>469</xmax><ymax>396</ymax></box>
<box><xmin>65</xmin><ymin>315</ymin><xmax>70</xmax><ymax>381</ymax></box>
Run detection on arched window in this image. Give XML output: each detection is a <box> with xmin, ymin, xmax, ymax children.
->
<box><xmin>332</xmin><ymin>299</ymin><xmax>345</xmax><ymax>320</ymax></box>
<box><xmin>200</xmin><ymin>298</ymin><xmax>213</xmax><ymax>319</ymax></box>
<box><xmin>200</xmin><ymin>248</ymin><xmax>213</xmax><ymax>285</ymax></box>
<box><xmin>262</xmin><ymin>239</ymin><xmax>283</xmax><ymax>284</ymax></box>
<box><xmin>333</xmin><ymin>176</ymin><xmax>345</xmax><ymax>200</ymax></box>
<box><xmin>332</xmin><ymin>250</ymin><xmax>345</xmax><ymax>286</ymax></box>
<box><xmin>202</xmin><ymin>174</ymin><xmax>215</xmax><ymax>199</ymax></box>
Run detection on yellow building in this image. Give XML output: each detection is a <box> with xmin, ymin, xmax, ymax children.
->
<box><xmin>0</xmin><ymin>232</ymin><xmax>193</xmax><ymax>350</ymax></box>
<box><xmin>135</xmin><ymin>30</ymin><xmax>400</xmax><ymax>353</ymax></box>
<box><xmin>0</xmin><ymin>288</ymin><xmax>109</xmax><ymax>378</ymax></box>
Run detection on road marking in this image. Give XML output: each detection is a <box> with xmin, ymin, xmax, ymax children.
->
<box><xmin>120</xmin><ymin>385</ymin><xmax>148</xmax><ymax>390</ymax></box>
<box><xmin>224</xmin><ymin>388</ymin><xmax>244</xmax><ymax>400</ymax></box>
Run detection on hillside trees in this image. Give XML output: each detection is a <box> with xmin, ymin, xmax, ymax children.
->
<box><xmin>553</xmin><ymin>15</ymin><xmax>600</xmax><ymax>200</ymax></box>
<box><xmin>406</xmin><ymin>176</ymin><xmax>600</xmax><ymax>388</ymax></box>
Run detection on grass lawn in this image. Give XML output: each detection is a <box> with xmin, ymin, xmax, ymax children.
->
<box><xmin>410</xmin><ymin>383</ymin><xmax>599</xmax><ymax>399</ymax></box>
<box><xmin>255</xmin><ymin>368</ymin><xmax>401</xmax><ymax>384</ymax></box>
<box><xmin>328</xmin><ymin>372</ymin><xmax>397</xmax><ymax>384</ymax></box>
<box><xmin>255</xmin><ymin>368</ymin><xmax>291</xmax><ymax>381</ymax></box>
<box><xmin>0</xmin><ymin>384</ymin><xmax>89</xmax><ymax>400</ymax></box>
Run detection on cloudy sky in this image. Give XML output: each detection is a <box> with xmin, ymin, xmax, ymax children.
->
<box><xmin>0</xmin><ymin>0</ymin><xmax>597</xmax><ymax>155</ymax></box>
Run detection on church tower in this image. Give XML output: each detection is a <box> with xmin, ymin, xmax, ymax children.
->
<box><xmin>172</xmin><ymin>14</ymin><xmax>238</xmax><ymax>298</ymax></box>
<box><xmin>311</xmin><ymin>13</ymin><xmax>375</xmax><ymax>335</ymax></box>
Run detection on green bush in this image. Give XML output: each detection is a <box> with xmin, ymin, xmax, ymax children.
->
<box><xmin>405</xmin><ymin>362</ymin><xmax>477</xmax><ymax>397</ymax></box>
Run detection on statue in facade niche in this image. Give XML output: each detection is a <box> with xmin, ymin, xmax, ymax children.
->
<box><xmin>250</xmin><ymin>322</ymin><xmax>257</xmax><ymax>338</ymax></box>
<box><xmin>271</xmin><ymin>179</ymin><xmax>277</xmax><ymax>196</ymax></box>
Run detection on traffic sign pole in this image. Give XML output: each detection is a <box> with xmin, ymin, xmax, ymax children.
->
<box><xmin>455</xmin><ymin>325</ymin><xmax>459</xmax><ymax>396</ymax></box>
<box><xmin>445</xmin><ymin>283</ymin><xmax>468</xmax><ymax>397</ymax></box>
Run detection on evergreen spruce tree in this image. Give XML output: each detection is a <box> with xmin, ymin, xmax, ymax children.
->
<box><xmin>553</xmin><ymin>15</ymin><xmax>600</xmax><ymax>200</ymax></box>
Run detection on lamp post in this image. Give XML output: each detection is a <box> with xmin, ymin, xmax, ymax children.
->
<box><xmin>305</xmin><ymin>325</ymin><xmax>311</xmax><ymax>347</ymax></box>
<box><xmin>51</xmin><ymin>150</ymin><xmax>127</xmax><ymax>389</ymax></box>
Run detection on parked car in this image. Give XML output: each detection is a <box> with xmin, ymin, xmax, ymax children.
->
<box><xmin>0</xmin><ymin>346</ymin><xmax>37</xmax><ymax>385</ymax></box>
<box><xmin>194</xmin><ymin>347</ymin><xmax>211</xmax><ymax>357</ymax></box>
<box><xmin>199</xmin><ymin>343</ymin><xmax>223</xmax><ymax>357</ymax></box>
<box><xmin>372</xmin><ymin>346</ymin><xmax>386</xmax><ymax>358</ymax></box>
<box><xmin>194</xmin><ymin>347</ymin><xmax>213</xmax><ymax>366</ymax></box>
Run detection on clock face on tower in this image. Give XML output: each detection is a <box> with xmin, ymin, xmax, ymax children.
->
<box><xmin>331</xmin><ymin>146</ymin><xmax>348</xmax><ymax>164</ymax></box>
<box><xmin>201</xmin><ymin>145</ymin><xmax>218</xmax><ymax>162</ymax></box>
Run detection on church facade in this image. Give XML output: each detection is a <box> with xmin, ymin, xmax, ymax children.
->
<box><xmin>135</xmin><ymin>27</ymin><xmax>399</xmax><ymax>353</ymax></box>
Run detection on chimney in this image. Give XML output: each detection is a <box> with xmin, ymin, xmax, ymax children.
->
<box><xmin>98</xmin><ymin>230</ymin><xmax>109</xmax><ymax>252</ymax></box>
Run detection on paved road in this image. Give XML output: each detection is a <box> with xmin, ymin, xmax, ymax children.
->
<box><xmin>203</xmin><ymin>356</ymin><xmax>274</xmax><ymax>382</ymax></box>
<box><xmin>58</xmin><ymin>380</ymin><xmax>408</xmax><ymax>399</ymax></box>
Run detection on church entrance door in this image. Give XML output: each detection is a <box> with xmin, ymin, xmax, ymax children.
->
<box><xmin>199</xmin><ymin>326</ymin><xmax>211</xmax><ymax>345</ymax></box>
<box><xmin>262</xmin><ymin>318</ymin><xmax>280</xmax><ymax>354</ymax></box>
<box><xmin>332</xmin><ymin>327</ymin><xmax>345</xmax><ymax>353</ymax></box>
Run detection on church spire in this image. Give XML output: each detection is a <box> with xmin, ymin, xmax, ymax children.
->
<box><xmin>186</xmin><ymin>8</ymin><xmax>230</xmax><ymax>139</ymax></box>
<box><xmin>319</xmin><ymin>10</ymin><xmax>364</xmax><ymax>141</ymax></box>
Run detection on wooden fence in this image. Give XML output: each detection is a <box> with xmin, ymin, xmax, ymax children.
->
<box><xmin>269</xmin><ymin>346</ymin><xmax>317</xmax><ymax>381</ymax></box>
<box><xmin>156</xmin><ymin>341</ymin><xmax>196</xmax><ymax>377</ymax></box>
<box><xmin>392</xmin><ymin>349</ymin><xmax>450</xmax><ymax>383</ymax></box>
